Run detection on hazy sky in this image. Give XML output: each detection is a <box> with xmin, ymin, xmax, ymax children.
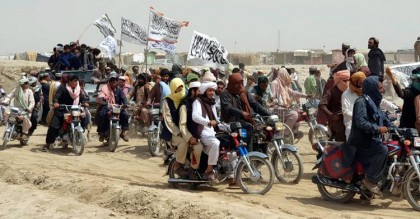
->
<box><xmin>1</xmin><ymin>0</ymin><xmax>419</xmax><ymax>55</ymax></box>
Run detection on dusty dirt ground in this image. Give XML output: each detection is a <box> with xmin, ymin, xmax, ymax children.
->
<box><xmin>0</xmin><ymin>124</ymin><xmax>418</xmax><ymax>219</ymax></box>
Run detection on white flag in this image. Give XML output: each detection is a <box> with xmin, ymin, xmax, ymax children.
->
<box><xmin>187</xmin><ymin>31</ymin><xmax>229</xmax><ymax>65</ymax></box>
<box><xmin>148</xmin><ymin>41</ymin><xmax>176</xmax><ymax>55</ymax></box>
<box><xmin>148</xmin><ymin>7</ymin><xmax>188</xmax><ymax>43</ymax></box>
<box><xmin>94</xmin><ymin>14</ymin><xmax>116</xmax><ymax>37</ymax></box>
<box><xmin>121</xmin><ymin>17</ymin><xmax>147</xmax><ymax>45</ymax></box>
<box><xmin>99</xmin><ymin>36</ymin><xmax>117</xmax><ymax>58</ymax></box>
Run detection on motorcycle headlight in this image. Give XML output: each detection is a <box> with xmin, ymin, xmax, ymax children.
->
<box><xmin>275</xmin><ymin>122</ymin><xmax>284</xmax><ymax>131</ymax></box>
<box><xmin>8</xmin><ymin>117</ymin><xmax>15</xmax><ymax>123</ymax></box>
<box><xmin>72</xmin><ymin>111</ymin><xmax>81</xmax><ymax>117</ymax></box>
<box><xmin>112</xmin><ymin>107</ymin><xmax>121</xmax><ymax>114</ymax></box>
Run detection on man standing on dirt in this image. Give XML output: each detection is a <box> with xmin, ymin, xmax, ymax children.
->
<box><xmin>304</xmin><ymin>66</ymin><xmax>317</xmax><ymax>97</ymax></box>
<box><xmin>414</xmin><ymin>37</ymin><xmax>420</xmax><ymax>62</ymax></box>
<box><xmin>368</xmin><ymin>37</ymin><xmax>386</xmax><ymax>81</ymax></box>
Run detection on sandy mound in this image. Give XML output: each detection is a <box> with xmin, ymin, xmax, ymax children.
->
<box><xmin>0</xmin><ymin>60</ymin><xmax>48</xmax><ymax>92</ymax></box>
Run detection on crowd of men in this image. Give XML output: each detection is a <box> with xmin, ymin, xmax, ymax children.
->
<box><xmin>2</xmin><ymin>36</ymin><xmax>420</xmax><ymax>195</ymax></box>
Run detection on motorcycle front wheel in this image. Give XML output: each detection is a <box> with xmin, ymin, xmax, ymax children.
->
<box><xmin>167</xmin><ymin>157</ymin><xmax>197</xmax><ymax>190</ymax></box>
<box><xmin>308</xmin><ymin>128</ymin><xmax>329</xmax><ymax>145</ymax></box>
<box><xmin>147</xmin><ymin>128</ymin><xmax>161</xmax><ymax>156</ymax></box>
<box><xmin>272</xmin><ymin>148</ymin><xmax>303</xmax><ymax>184</ymax></box>
<box><xmin>1</xmin><ymin>135</ymin><xmax>8</xmax><ymax>150</ymax></box>
<box><xmin>403</xmin><ymin>167</ymin><xmax>420</xmax><ymax>211</ymax></box>
<box><xmin>108</xmin><ymin>127</ymin><xmax>120</xmax><ymax>152</ymax></box>
<box><xmin>236</xmin><ymin>155</ymin><xmax>274</xmax><ymax>195</ymax></box>
<box><xmin>73</xmin><ymin>129</ymin><xmax>86</xmax><ymax>156</ymax></box>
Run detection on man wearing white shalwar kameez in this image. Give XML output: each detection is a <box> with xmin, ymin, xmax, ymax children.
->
<box><xmin>192</xmin><ymin>82</ymin><xmax>220</xmax><ymax>182</ymax></box>
<box><xmin>5</xmin><ymin>77</ymin><xmax>35</xmax><ymax>139</ymax></box>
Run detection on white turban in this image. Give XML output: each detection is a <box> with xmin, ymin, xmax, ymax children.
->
<box><xmin>199</xmin><ymin>82</ymin><xmax>217</xmax><ymax>95</ymax></box>
<box><xmin>189</xmin><ymin>81</ymin><xmax>201</xmax><ymax>89</ymax></box>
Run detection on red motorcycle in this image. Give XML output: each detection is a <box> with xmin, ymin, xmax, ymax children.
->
<box><xmin>311</xmin><ymin>128</ymin><xmax>420</xmax><ymax>211</ymax></box>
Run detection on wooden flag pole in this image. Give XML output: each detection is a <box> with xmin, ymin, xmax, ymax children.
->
<box><xmin>77</xmin><ymin>23</ymin><xmax>92</xmax><ymax>41</ymax></box>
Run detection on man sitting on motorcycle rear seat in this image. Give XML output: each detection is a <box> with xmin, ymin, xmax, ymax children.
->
<box><xmin>220</xmin><ymin>73</ymin><xmax>271</xmax><ymax>152</ymax></box>
<box><xmin>44</xmin><ymin>75</ymin><xmax>87</xmax><ymax>152</ymax></box>
<box><xmin>127</xmin><ymin>73</ymin><xmax>151</xmax><ymax>134</ymax></box>
<box><xmin>192</xmin><ymin>82</ymin><xmax>220</xmax><ymax>182</ymax></box>
<box><xmin>96</xmin><ymin>72</ymin><xmax>129</xmax><ymax>142</ymax></box>
<box><xmin>178</xmin><ymin>81</ymin><xmax>203</xmax><ymax>179</ymax></box>
<box><xmin>4</xmin><ymin>77</ymin><xmax>35</xmax><ymax>141</ymax></box>
<box><xmin>348</xmin><ymin>76</ymin><xmax>395</xmax><ymax>197</ymax></box>
<box><xmin>161</xmin><ymin>78</ymin><xmax>189</xmax><ymax>177</ymax></box>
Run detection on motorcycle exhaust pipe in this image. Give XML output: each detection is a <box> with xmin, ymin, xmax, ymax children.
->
<box><xmin>311</xmin><ymin>175</ymin><xmax>360</xmax><ymax>193</ymax></box>
<box><xmin>168</xmin><ymin>178</ymin><xmax>210</xmax><ymax>184</ymax></box>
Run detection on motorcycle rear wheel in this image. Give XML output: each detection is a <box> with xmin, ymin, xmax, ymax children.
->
<box><xmin>272</xmin><ymin>149</ymin><xmax>303</xmax><ymax>184</ymax></box>
<box><xmin>403</xmin><ymin>167</ymin><xmax>420</xmax><ymax>211</ymax></box>
<box><xmin>147</xmin><ymin>129</ymin><xmax>161</xmax><ymax>157</ymax></box>
<box><xmin>108</xmin><ymin>128</ymin><xmax>120</xmax><ymax>152</ymax></box>
<box><xmin>73</xmin><ymin>129</ymin><xmax>86</xmax><ymax>156</ymax></box>
<box><xmin>236</xmin><ymin>156</ymin><xmax>274</xmax><ymax>195</ymax></box>
<box><xmin>167</xmin><ymin>157</ymin><xmax>197</xmax><ymax>190</ymax></box>
<box><xmin>317</xmin><ymin>182</ymin><xmax>355</xmax><ymax>203</ymax></box>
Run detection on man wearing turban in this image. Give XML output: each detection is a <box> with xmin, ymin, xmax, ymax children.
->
<box><xmin>220</xmin><ymin>73</ymin><xmax>271</xmax><ymax>151</ymax></box>
<box><xmin>319</xmin><ymin>70</ymin><xmax>350</xmax><ymax>142</ymax></box>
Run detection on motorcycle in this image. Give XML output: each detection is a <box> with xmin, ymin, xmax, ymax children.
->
<box><xmin>253</xmin><ymin>114</ymin><xmax>303</xmax><ymax>184</ymax></box>
<box><xmin>104</xmin><ymin>104</ymin><xmax>124</xmax><ymax>152</ymax></box>
<box><xmin>1</xmin><ymin>107</ymin><xmax>29</xmax><ymax>149</ymax></box>
<box><xmin>128</xmin><ymin>101</ymin><xmax>148</xmax><ymax>137</ymax></box>
<box><xmin>52</xmin><ymin>105</ymin><xmax>86</xmax><ymax>155</ymax></box>
<box><xmin>311</xmin><ymin>128</ymin><xmax>420</xmax><ymax>211</ymax></box>
<box><xmin>297</xmin><ymin>99</ymin><xmax>329</xmax><ymax>145</ymax></box>
<box><xmin>168</xmin><ymin>122</ymin><xmax>275</xmax><ymax>195</ymax></box>
<box><xmin>147</xmin><ymin>104</ymin><xmax>163</xmax><ymax>157</ymax></box>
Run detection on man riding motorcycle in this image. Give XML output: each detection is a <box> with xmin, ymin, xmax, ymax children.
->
<box><xmin>3</xmin><ymin>77</ymin><xmax>35</xmax><ymax>141</ymax></box>
<box><xmin>96</xmin><ymin>72</ymin><xmax>129</xmax><ymax>142</ymax></box>
<box><xmin>220</xmin><ymin>73</ymin><xmax>271</xmax><ymax>151</ymax></box>
<box><xmin>44</xmin><ymin>74</ymin><xmax>86</xmax><ymax>152</ymax></box>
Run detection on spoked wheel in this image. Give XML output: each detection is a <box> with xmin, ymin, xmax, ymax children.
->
<box><xmin>73</xmin><ymin>129</ymin><xmax>86</xmax><ymax>156</ymax></box>
<box><xmin>108</xmin><ymin>128</ymin><xmax>120</xmax><ymax>152</ymax></box>
<box><xmin>404</xmin><ymin>167</ymin><xmax>420</xmax><ymax>211</ymax></box>
<box><xmin>236</xmin><ymin>156</ymin><xmax>274</xmax><ymax>195</ymax></box>
<box><xmin>275</xmin><ymin>122</ymin><xmax>294</xmax><ymax>145</ymax></box>
<box><xmin>147</xmin><ymin>128</ymin><xmax>161</xmax><ymax>156</ymax></box>
<box><xmin>308</xmin><ymin>128</ymin><xmax>329</xmax><ymax>145</ymax></box>
<box><xmin>167</xmin><ymin>157</ymin><xmax>196</xmax><ymax>190</ymax></box>
<box><xmin>316</xmin><ymin>170</ymin><xmax>355</xmax><ymax>203</ymax></box>
<box><xmin>272</xmin><ymin>149</ymin><xmax>303</xmax><ymax>184</ymax></box>
<box><xmin>1</xmin><ymin>137</ymin><xmax>8</xmax><ymax>150</ymax></box>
